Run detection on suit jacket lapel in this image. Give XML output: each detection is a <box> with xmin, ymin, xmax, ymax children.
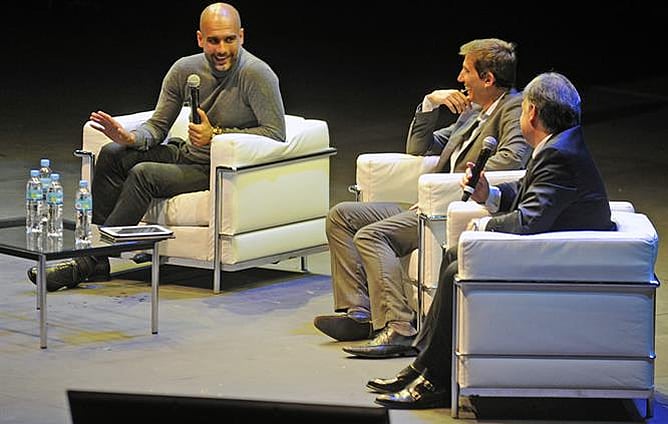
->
<box><xmin>451</xmin><ymin>117</ymin><xmax>483</xmax><ymax>167</ymax></box>
<box><xmin>436</xmin><ymin>113</ymin><xmax>480</xmax><ymax>172</ymax></box>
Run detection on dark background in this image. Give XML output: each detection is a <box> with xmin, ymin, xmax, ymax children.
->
<box><xmin>1</xmin><ymin>1</ymin><xmax>665</xmax><ymax>203</ymax></box>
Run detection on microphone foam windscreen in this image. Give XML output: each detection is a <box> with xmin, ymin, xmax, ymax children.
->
<box><xmin>483</xmin><ymin>136</ymin><xmax>498</xmax><ymax>150</ymax></box>
<box><xmin>187</xmin><ymin>74</ymin><xmax>201</xmax><ymax>88</ymax></box>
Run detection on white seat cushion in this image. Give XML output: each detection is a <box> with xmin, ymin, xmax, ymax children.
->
<box><xmin>144</xmin><ymin>191</ymin><xmax>209</xmax><ymax>226</ymax></box>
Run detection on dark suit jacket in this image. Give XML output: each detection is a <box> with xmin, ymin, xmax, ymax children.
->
<box><xmin>486</xmin><ymin>125</ymin><xmax>616</xmax><ymax>234</ymax></box>
<box><xmin>405</xmin><ymin>90</ymin><xmax>531</xmax><ymax>173</ymax></box>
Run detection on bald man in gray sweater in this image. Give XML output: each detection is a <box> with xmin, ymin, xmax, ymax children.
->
<box><xmin>28</xmin><ymin>3</ymin><xmax>286</xmax><ymax>291</ymax></box>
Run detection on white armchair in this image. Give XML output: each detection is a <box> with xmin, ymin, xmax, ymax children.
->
<box><xmin>354</xmin><ymin>152</ymin><xmax>525</xmax><ymax>325</ymax></box>
<box><xmin>447</xmin><ymin>201</ymin><xmax>659</xmax><ymax>418</ymax></box>
<box><xmin>79</xmin><ymin>107</ymin><xmax>335</xmax><ymax>293</ymax></box>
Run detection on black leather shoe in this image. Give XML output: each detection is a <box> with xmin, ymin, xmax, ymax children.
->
<box><xmin>314</xmin><ymin>311</ymin><xmax>373</xmax><ymax>341</ymax></box>
<box><xmin>131</xmin><ymin>252</ymin><xmax>152</xmax><ymax>264</ymax></box>
<box><xmin>375</xmin><ymin>375</ymin><xmax>450</xmax><ymax>409</ymax></box>
<box><xmin>342</xmin><ymin>326</ymin><xmax>418</xmax><ymax>358</ymax></box>
<box><xmin>367</xmin><ymin>365</ymin><xmax>420</xmax><ymax>394</ymax></box>
<box><xmin>27</xmin><ymin>257</ymin><xmax>110</xmax><ymax>292</ymax></box>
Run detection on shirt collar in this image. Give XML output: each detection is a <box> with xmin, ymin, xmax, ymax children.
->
<box><xmin>532</xmin><ymin>134</ymin><xmax>553</xmax><ymax>159</ymax></box>
<box><xmin>479</xmin><ymin>92</ymin><xmax>506</xmax><ymax>122</ymax></box>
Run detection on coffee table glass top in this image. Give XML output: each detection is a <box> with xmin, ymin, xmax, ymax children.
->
<box><xmin>0</xmin><ymin>218</ymin><xmax>167</xmax><ymax>261</ymax></box>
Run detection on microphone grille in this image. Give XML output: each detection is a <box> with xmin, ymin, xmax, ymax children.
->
<box><xmin>187</xmin><ymin>74</ymin><xmax>201</xmax><ymax>88</ymax></box>
<box><xmin>483</xmin><ymin>136</ymin><xmax>498</xmax><ymax>150</ymax></box>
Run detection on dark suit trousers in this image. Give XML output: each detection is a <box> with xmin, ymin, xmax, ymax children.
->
<box><xmin>412</xmin><ymin>247</ymin><xmax>458</xmax><ymax>389</ymax></box>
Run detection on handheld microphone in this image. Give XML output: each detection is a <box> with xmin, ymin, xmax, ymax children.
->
<box><xmin>187</xmin><ymin>74</ymin><xmax>201</xmax><ymax>124</ymax></box>
<box><xmin>461</xmin><ymin>136</ymin><xmax>498</xmax><ymax>201</ymax></box>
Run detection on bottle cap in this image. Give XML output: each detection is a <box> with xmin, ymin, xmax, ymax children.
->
<box><xmin>79</xmin><ymin>180</ymin><xmax>89</xmax><ymax>188</ymax></box>
<box><xmin>30</xmin><ymin>169</ymin><xmax>39</xmax><ymax>177</ymax></box>
<box><xmin>40</xmin><ymin>159</ymin><xmax>50</xmax><ymax>167</ymax></box>
<box><xmin>51</xmin><ymin>173</ymin><xmax>60</xmax><ymax>181</ymax></box>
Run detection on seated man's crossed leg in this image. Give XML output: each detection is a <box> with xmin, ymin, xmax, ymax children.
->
<box><xmin>314</xmin><ymin>201</ymin><xmax>420</xmax><ymax>357</ymax></box>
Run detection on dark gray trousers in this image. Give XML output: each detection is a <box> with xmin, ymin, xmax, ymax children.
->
<box><xmin>92</xmin><ymin>141</ymin><xmax>209</xmax><ymax>226</ymax></box>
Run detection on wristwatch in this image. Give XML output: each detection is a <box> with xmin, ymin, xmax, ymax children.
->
<box><xmin>212</xmin><ymin>126</ymin><xmax>223</xmax><ymax>136</ymax></box>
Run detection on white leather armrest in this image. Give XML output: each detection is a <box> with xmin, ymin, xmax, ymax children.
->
<box><xmin>417</xmin><ymin>173</ymin><xmax>464</xmax><ymax>217</ymax></box>
<box><xmin>209</xmin><ymin>115</ymin><xmax>331</xmax><ymax>235</ymax></box>
<box><xmin>80</xmin><ymin>108</ymin><xmax>190</xmax><ymax>182</ymax></box>
<box><xmin>418</xmin><ymin>170</ymin><xmax>526</xmax><ymax>217</ymax></box>
<box><xmin>82</xmin><ymin>110</ymin><xmax>155</xmax><ymax>157</ymax></box>
<box><xmin>610</xmin><ymin>201</ymin><xmax>635</xmax><ymax>212</ymax></box>
<box><xmin>447</xmin><ymin>199</ymin><xmax>638</xmax><ymax>255</ymax></box>
<box><xmin>446</xmin><ymin>201</ymin><xmax>491</xmax><ymax>248</ymax></box>
<box><xmin>457</xmin><ymin>210</ymin><xmax>658</xmax><ymax>283</ymax></box>
<box><xmin>211</xmin><ymin>116</ymin><xmax>329</xmax><ymax>168</ymax></box>
<box><xmin>418</xmin><ymin>170</ymin><xmax>526</xmax><ymax>249</ymax></box>
<box><xmin>81</xmin><ymin>108</ymin><xmax>191</xmax><ymax>157</ymax></box>
<box><xmin>355</xmin><ymin>153</ymin><xmax>439</xmax><ymax>203</ymax></box>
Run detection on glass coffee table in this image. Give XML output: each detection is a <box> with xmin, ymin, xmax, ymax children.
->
<box><xmin>0</xmin><ymin>218</ymin><xmax>173</xmax><ymax>348</ymax></box>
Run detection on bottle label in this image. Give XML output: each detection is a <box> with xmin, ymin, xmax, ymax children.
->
<box><xmin>47</xmin><ymin>191</ymin><xmax>64</xmax><ymax>205</ymax></box>
<box><xmin>26</xmin><ymin>188</ymin><xmax>42</xmax><ymax>200</ymax></box>
<box><xmin>75</xmin><ymin>198</ymin><xmax>92</xmax><ymax>211</ymax></box>
<box><xmin>40</xmin><ymin>178</ymin><xmax>51</xmax><ymax>188</ymax></box>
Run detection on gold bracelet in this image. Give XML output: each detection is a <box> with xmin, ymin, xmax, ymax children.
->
<box><xmin>212</xmin><ymin>126</ymin><xmax>223</xmax><ymax>136</ymax></box>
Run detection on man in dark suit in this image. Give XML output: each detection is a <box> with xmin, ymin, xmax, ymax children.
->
<box><xmin>368</xmin><ymin>72</ymin><xmax>616</xmax><ymax>409</ymax></box>
<box><xmin>314</xmin><ymin>39</ymin><xmax>531</xmax><ymax>355</ymax></box>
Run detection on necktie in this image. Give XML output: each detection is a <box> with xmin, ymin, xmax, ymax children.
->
<box><xmin>436</xmin><ymin>116</ymin><xmax>481</xmax><ymax>173</ymax></box>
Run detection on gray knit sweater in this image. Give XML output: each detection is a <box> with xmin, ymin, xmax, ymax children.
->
<box><xmin>131</xmin><ymin>47</ymin><xmax>286</xmax><ymax>163</ymax></box>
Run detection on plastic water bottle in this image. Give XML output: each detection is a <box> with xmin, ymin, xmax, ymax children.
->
<box><xmin>25</xmin><ymin>169</ymin><xmax>44</xmax><ymax>234</ymax></box>
<box><xmin>39</xmin><ymin>159</ymin><xmax>52</xmax><ymax>227</ymax></box>
<box><xmin>46</xmin><ymin>173</ymin><xmax>64</xmax><ymax>238</ymax></box>
<box><xmin>74</xmin><ymin>179</ymin><xmax>93</xmax><ymax>246</ymax></box>
<box><xmin>39</xmin><ymin>158</ymin><xmax>52</xmax><ymax>198</ymax></box>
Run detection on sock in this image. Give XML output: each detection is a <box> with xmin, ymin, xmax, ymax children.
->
<box><xmin>389</xmin><ymin>320</ymin><xmax>418</xmax><ymax>337</ymax></box>
<box><xmin>347</xmin><ymin>306</ymin><xmax>371</xmax><ymax>322</ymax></box>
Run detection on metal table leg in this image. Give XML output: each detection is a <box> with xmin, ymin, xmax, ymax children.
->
<box><xmin>151</xmin><ymin>241</ymin><xmax>159</xmax><ymax>334</ymax></box>
<box><xmin>38</xmin><ymin>255</ymin><xmax>47</xmax><ymax>348</ymax></box>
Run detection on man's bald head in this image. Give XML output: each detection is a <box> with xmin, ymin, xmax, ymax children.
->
<box><xmin>197</xmin><ymin>3</ymin><xmax>244</xmax><ymax>72</ymax></box>
<box><xmin>200</xmin><ymin>3</ymin><xmax>241</xmax><ymax>31</ymax></box>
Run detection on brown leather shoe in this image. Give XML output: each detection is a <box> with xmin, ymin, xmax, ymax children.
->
<box><xmin>27</xmin><ymin>257</ymin><xmax>110</xmax><ymax>292</ymax></box>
